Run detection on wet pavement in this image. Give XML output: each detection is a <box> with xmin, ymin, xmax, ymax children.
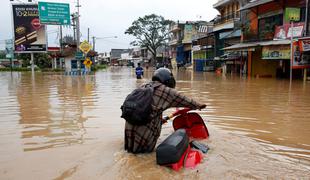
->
<box><xmin>0</xmin><ymin>67</ymin><xmax>309</xmax><ymax>179</ymax></box>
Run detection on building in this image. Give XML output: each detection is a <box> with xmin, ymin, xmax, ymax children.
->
<box><xmin>169</xmin><ymin>21</ymin><xmax>211</xmax><ymax>68</ymax></box>
<box><xmin>213</xmin><ymin>0</ymin><xmax>243</xmax><ymax>74</ymax></box>
<box><xmin>110</xmin><ymin>49</ymin><xmax>131</xmax><ymax>66</ymax></box>
<box><xmin>192</xmin><ymin>22</ymin><xmax>216</xmax><ymax>71</ymax></box>
<box><xmin>97</xmin><ymin>52</ymin><xmax>110</xmax><ymax>64</ymax></box>
<box><xmin>224</xmin><ymin>0</ymin><xmax>310</xmax><ymax>79</ymax></box>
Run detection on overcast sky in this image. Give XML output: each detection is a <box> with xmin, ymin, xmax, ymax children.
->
<box><xmin>0</xmin><ymin>0</ymin><xmax>219</xmax><ymax>53</ymax></box>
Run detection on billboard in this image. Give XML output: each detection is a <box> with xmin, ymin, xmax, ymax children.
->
<box><xmin>12</xmin><ymin>4</ymin><xmax>47</xmax><ymax>52</ymax></box>
<box><xmin>262</xmin><ymin>46</ymin><xmax>290</xmax><ymax>60</ymax></box>
<box><xmin>274</xmin><ymin>23</ymin><xmax>304</xmax><ymax>40</ymax></box>
<box><xmin>38</xmin><ymin>2</ymin><xmax>70</xmax><ymax>25</ymax></box>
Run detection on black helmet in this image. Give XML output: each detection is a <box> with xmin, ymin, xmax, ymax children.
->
<box><xmin>152</xmin><ymin>68</ymin><xmax>176</xmax><ymax>88</ymax></box>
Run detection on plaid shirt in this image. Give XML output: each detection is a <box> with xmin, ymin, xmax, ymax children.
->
<box><xmin>125</xmin><ymin>81</ymin><xmax>203</xmax><ymax>153</ymax></box>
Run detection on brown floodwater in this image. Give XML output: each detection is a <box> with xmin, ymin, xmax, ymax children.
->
<box><xmin>0</xmin><ymin>67</ymin><xmax>309</xmax><ymax>179</ymax></box>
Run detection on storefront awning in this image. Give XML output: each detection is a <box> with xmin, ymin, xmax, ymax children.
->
<box><xmin>222</xmin><ymin>42</ymin><xmax>258</xmax><ymax>51</ymax></box>
<box><xmin>259</xmin><ymin>39</ymin><xmax>290</xmax><ymax>46</ymax></box>
<box><xmin>223</xmin><ymin>40</ymin><xmax>291</xmax><ymax>52</ymax></box>
<box><xmin>240</xmin><ymin>0</ymin><xmax>274</xmax><ymax>11</ymax></box>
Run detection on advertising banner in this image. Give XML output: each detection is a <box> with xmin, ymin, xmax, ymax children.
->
<box><xmin>262</xmin><ymin>46</ymin><xmax>290</xmax><ymax>60</ymax></box>
<box><xmin>299</xmin><ymin>38</ymin><xmax>310</xmax><ymax>52</ymax></box>
<box><xmin>274</xmin><ymin>23</ymin><xmax>304</xmax><ymax>40</ymax></box>
<box><xmin>12</xmin><ymin>4</ymin><xmax>47</xmax><ymax>52</ymax></box>
<box><xmin>182</xmin><ymin>24</ymin><xmax>194</xmax><ymax>43</ymax></box>
<box><xmin>293</xmin><ymin>40</ymin><xmax>310</xmax><ymax>69</ymax></box>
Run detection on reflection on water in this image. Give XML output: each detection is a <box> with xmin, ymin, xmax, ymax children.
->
<box><xmin>0</xmin><ymin>67</ymin><xmax>309</xmax><ymax>179</ymax></box>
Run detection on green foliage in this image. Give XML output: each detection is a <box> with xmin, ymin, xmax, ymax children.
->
<box><xmin>41</xmin><ymin>68</ymin><xmax>64</xmax><ymax>72</ymax></box>
<box><xmin>0</xmin><ymin>67</ymin><xmax>40</xmax><ymax>72</ymax></box>
<box><xmin>92</xmin><ymin>64</ymin><xmax>107</xmax><ymax>71</ymax></box>
<box><xmin>125</xmin><ymin>14</ymin><xmax>171</xmax><ymax>63</ymax></box>
<box><xmin>16</xmin><ymin>53</ymin><xmax>52</xmax><ymax>68</ymax></box>
<box><xmin>0</xmin><ymin>52</ymin><xmax>6</xmax><ymax>59</ymax></box>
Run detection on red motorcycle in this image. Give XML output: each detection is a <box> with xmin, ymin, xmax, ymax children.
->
<box><xmin>156</xmin><ymin>108</ymin><xmax>209</xmax><ymax>171</ymax></box>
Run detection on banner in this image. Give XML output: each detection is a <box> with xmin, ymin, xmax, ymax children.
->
<box><xmin>12</xmin><ymin>4</ymin><xmax>47</xmax><ymax>52</ymax></box>
<box><xmin>274</xmin><ymin>23</ymin><xmax>304</xmax><ymax>40</ymax></box>
<box><xmin>299</xmin><ymin>38</ymin><xmax>310</xmax><ymax>52</ymax></box>
<box><xmin>182</xmin><ymin>24</ymin><xmax>194</xmax><ymax>43</ymax></box>
<box><xmin>293</xmin><ymin>40</ymin><xmax>310</xmax><ymax>69</ymax></box>
<box><xmin>262</xmin><ymin>46</ymin><xmax>290</xmax><ymax>60</ymax></box>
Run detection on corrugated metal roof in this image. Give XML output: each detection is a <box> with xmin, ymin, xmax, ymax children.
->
<box><xmin>240</xmin><ymin>0</ymin><xmax>274</xmax><ymax>11</ymax></box>
<box><xmin>223</xmin><ymin>39</ymin><xmax>290</xmax><ymax>51</ymax></box>
<box><xmin>223</xmin><ymin>42</ymin><xmax>258</xmax><ymax>50</ymax></box>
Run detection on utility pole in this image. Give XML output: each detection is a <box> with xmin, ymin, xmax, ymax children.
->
<box><xmin>92</xmin><ymin>36</ymin><xmax>95</xmax><ymax>51</ymax></box>
<box><xmin>306</xmin><ymin>0</ymin><xmax>309</xmax><ymax>36</ymax></box>
<box><xmin>290</xmin><ymin>21</ymin><xmax>294</xmax><ymax>83</ymax></box>
<box><xmin>59</xmin><ymin>25</ymin><xmax>63</xmax><ymax>52</ymax></box>
<box><xmin>88</xmin><ymin>28</ymin><xmax>90</xmax><ymax>43</ymax></box>
<box><xmin>76</xmin><ymin>0</ymin><xmax>81</xmax><ymax>50</ymax></box>
<box><xmin>71</xmin><ymin>13</ymin><xmax>76</xmax><ymax>42</ymax></box>
<box><xmin>76</xmin><ymin>0</ymin><xmax>81</xmax><ymax>70</ymax></box>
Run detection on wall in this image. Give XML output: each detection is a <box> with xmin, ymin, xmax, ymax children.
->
<box><xmin>65</xmin><ymin>56</ymin><xmax>75</xmax><ymax>72</ymax></box>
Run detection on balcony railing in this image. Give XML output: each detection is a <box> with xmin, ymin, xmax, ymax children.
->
<box><xmin>214</xmin><ymin>12</ymin><xmax>240</xmax><ymax>25</ymax></box>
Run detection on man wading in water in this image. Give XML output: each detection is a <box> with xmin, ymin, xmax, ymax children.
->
<box><xmin>124</xmin><ymin>68</ymin><xmax>206</xmax><ymax>153</ymax></box>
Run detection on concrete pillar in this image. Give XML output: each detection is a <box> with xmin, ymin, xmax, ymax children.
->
<box><xmin>54</xmin><ymin>58</ymin><xmax>57</xmax><ymax>69</ymax></box>
<box><xmin>248</xmin><ymin>51</ymin><xmax>252</xmax><ymax>78</ymax></box>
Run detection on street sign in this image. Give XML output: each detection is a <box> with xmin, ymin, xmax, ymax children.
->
<box><xmin>79</xmin><ymin>41</ymin><xmax>92</xmax><ymax>54</ymax></box>
<box><xmin>83</xmin><ymin>58</ymin><xmax>93</xmax><ymax>68</ymax></box>
<box><xmin>75</xmin><ymin>52</ymin><xmax>84</xmax><ymax>59</ymax></box>
<box><xmin>38</xmin><ymin>2</ymin><xmax>70</xmax><ymax>25</ymax></box>
<box><xmin>285</xmin><ymin>8</ymin><xmax>300</xmax><ymax>22</ymax></box>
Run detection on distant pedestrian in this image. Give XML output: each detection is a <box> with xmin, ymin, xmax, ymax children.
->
<box><xmin>135</xmin><ymin>63</ymin><xmax>144</xmax><ymax>79</ymax></box>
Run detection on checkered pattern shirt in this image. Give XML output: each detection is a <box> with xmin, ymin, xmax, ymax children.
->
<box><xmin>124</xmin><ymin>81</ymin><xmax>203</xmax><ymax>153</ymax></box>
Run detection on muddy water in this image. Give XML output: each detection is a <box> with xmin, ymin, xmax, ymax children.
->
<box><xmin>0</xmin><ymin>68</ymin><xmax>309</xmax><ymax>179</ymax></box>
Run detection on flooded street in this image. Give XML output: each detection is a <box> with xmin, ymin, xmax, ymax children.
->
<box><xmin>0</xmin><ymin>67</ymin><xmax>309</xmax><ymax>179</ymax></box>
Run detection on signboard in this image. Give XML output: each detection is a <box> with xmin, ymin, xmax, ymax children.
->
<box><xmin>38</xmin><ymin>2</ymin><xmax>70</xmax><ymax>25</ymax></box>
<box><xmin>262</xmin><ymin>46</ymin><xmax>290</xmax><ymax>60</ymax></box>
<box><xmin>5</xmin><ymin>39</ymin><xmax>14</xmax><ymax>59</ymax></box>
<box><xmin>79</xmin><ymin>41</ymin><xmax>92</xmax><ymax>54</ymax></box>
<box><xmin>12</xmin><ymin>4</ymin><xmax>47</xmax><ymax>52</ymax></box>
<box><xmin>299</xmin><ymin>38</ymin><xmax>310</xmax><ymax>52</ymax></box>
<box><xmin>182</xmin><ymin>24</ymin><xmax>194</xmax><ymax>43</ymax></box>
<box><xmin>274</xmin><ymin>23</ymin><xmax>304</xmax><ymax>40</ymax></box>
<box><xmin>83</xmin><ymin>58</ymin><xmax>92</xmax><ymax>68</ymax></box>
<box><xmin>285</xmin><ymin>8</ymin><xmax>300</xmax><ymax>22</ymax></box>
<box><xmin>293</xmin><ymin>39</ymin><xmax>310</xmax><ymax>69</ymax></box>
<box><xmin>75</xmin><ymin>52</ymin><xmax>84</xmax><ymax>59</ymax></box>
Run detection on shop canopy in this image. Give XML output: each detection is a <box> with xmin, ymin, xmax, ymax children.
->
<box><xmin>223</xmin><ymin>40</ymin><xmax>290</xmax><ymax>51</ymax></box>
<box><xmin>222</xmin><ymin>42</ymin><xmax>258</xmax><ymax>51</ymax></box>
<box><xmin>240</xmin><ymin>0</ymin><xmax>274</xmax><ymax>11</ymax></box>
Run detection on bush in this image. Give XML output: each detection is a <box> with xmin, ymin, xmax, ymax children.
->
<box><xmin>92</xmin><ymin>64</ymin><xmax>107</xmax><ymax>71</ymax></box>
<box><xmin>41</xmin><ymin>68</ymin><xmax>64</xmax><ymax>72</ymax></box>
<box><xmin>0</xmin><ymin>67</ymin><xmax>40</xmax><ymax>72</ymax></box>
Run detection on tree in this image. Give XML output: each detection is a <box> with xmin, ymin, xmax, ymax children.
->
<box><xmin>0</xmin><ymin>51</ymin><xmax>6</xmax><ymax>59</ymax></box>
<box><xmin>17</xmin><ymin>53</ymin><xmax>52</xmax><ymax>68</ymax></box>
<box><xmin>125</xmin><ymin>14</ymin><xmax>171</xmax><ymax>64</ymax></box>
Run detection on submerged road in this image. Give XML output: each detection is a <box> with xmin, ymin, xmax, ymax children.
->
<box><xmin>0</xmin><ymin>67</ymin><xmax>309</xmax><ymax>179</ymax></box>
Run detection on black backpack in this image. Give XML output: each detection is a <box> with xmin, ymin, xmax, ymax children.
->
<box><xmin>121</xmin><ymin>83</ymin><xmax>158</xmax><ymax>125</ymax></box>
